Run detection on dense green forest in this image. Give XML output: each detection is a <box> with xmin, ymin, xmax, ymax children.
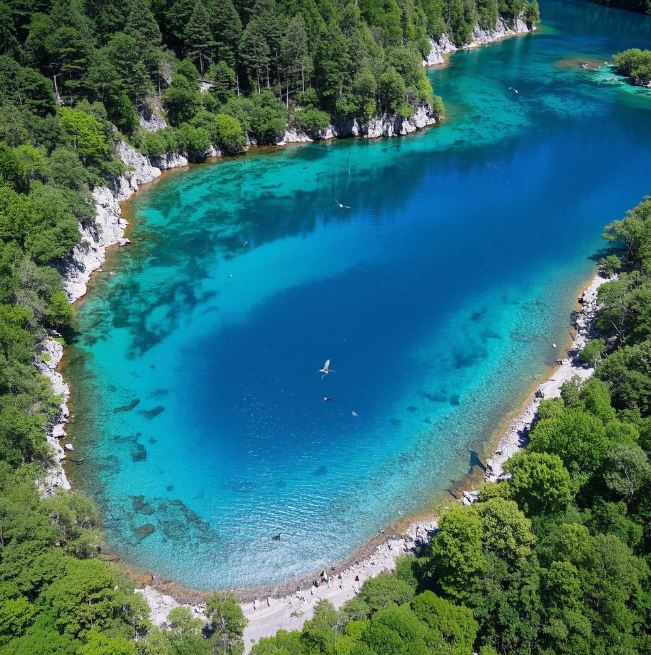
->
<box><xmin>4</xmin><ymin>0</ymin><xmax>651</xmax><ymax>654</ymax></box>
<box><xmin>0</xmin><ymin>0</ymin><xmax>541</xmax><ymax>158</ymax></box>
<box><xmin>613</xmin><ymin>48</ymin><xmax>651</xmax><ymax>85</ymax></box>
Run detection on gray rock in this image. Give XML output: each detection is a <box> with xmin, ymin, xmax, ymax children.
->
<box><xmin>423</xmin><ymin>15</ymin><xmax>536</xmax><ymax>67</ymax></box>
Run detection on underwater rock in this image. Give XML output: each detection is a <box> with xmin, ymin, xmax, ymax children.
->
<box><xmin>132</xmin><ymin>495</ymin><xmax>155</xmax><ymax>515</ymax></box>
<box><xmin>139</xmin><ymin>405</ymin><xmax>165</xmax><ymax>420</ymax></box>
<box><xmin>133</xmin><ymin>524</ymin><xmax>155</xmax><ymax>543</ymax></box>
<box><xmin>131</xmin><ymin>443</ymin><xmax>147</xmax><ymax>462</ymax></box>
<box><xmin>114</xmin><ymin>399</ymin><xmax>140</xmax><ymax>413</ymax></box>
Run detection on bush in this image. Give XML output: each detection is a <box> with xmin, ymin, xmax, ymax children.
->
<box><xmin>599</xmin><ymin>254</ymin><xmax>621</xmax><ymax>277</ymax></box>
<box><xmin>293</xmin><ymin>106</ymin><xmax>330</xmax><ymax>132</ymax></box>
<box><xmin>248</xmin><ymin>92</ymin><xmax>287</xmax><ymax>145</ymax></box>
<box><xmin>176</xmin><ymin>123</ymin><xmax>210</xmax><ymax>160</ymax></box>
<box><xmin>523</xmin><ymin>0</ymin><xmax>541</xmax><ymax>23</ymax></box>
<box><xmin>613</xmin><ymin>48</ymin><xmax>651</xmax><ymax>85</ymax></box>
<box><xmin>378</xmin><ymin>68</ymin><xmax>406</xmax><ymax>114</ymax></box>
<box><xmin>213</xmin><ymin>114</ymin><xmax>246</xmax><ymax>154</ymax></box>
<box><xmin>580</xmin><ymin>338</ymin><xmax>605</xmax><ymax>365</ymax></box>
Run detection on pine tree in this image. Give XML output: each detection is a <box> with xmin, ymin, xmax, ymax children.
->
<box><xmin>239</xmin><ymin>17</ymin><xmax>269</xmax><ymax>93</ymax></box>
<box><xmin>125</xmin><ymin>0</ymin><xmax>165</xmax><ymax>93</ymax></box>
<box><xmin>184</xmin><ymin>0</ymin><xmax>214</xmax><ymax>77</ymax></box>
<box><xmin>281</xmin><ymin>14</ymin><xmax>309</xmax><ymax>98</ymax></box>
<box><xmin>166</xmin><ymin>0</ymin><xmax>197</xmax><ymax>48</ymax></box>
<box><xmin>208</xmin><ymin>0</ymin><xmax>242</xmax><ymax>70</ymax></box>
<box><xmin>251</xmin><ymin>0</ymin><xmax>283</xmax><ymax>88</ymax></box>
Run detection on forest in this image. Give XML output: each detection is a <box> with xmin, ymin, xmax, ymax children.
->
<box><xmin>3</xmin><ymin>0</ymin><xmax>651</xmax><ymax>654</ymax></box>
<box><xmin>0</xmin><ymin>0</ymin><xmax>541</xmax><ymax>157</ymax></box>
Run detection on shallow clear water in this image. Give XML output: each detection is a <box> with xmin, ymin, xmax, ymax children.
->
<box><xmin>67</xmin><ymin>0</ymin><xmax>651</xmax><ymax>589</ymax></box>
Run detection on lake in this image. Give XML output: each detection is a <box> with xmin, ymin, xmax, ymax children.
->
<box><xmin>66</xmin><ymin>0</ymin><xmax>651</xmax><ymax>589</ymax></box>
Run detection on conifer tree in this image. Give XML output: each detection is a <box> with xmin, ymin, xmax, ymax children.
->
<box><xmin>184</xmin><ymin>0</ymin><xmax>214</xmax><ymax>77</ymax></box>
<box><xmin>239</xmin><ymin>17</ymin><xmax>270</xmax><ymax>93</ymax></box>
<box><xmin>282</xmin><ymin>14</ymin><xmax>310</xmax><ymax>96</ymax></box>
<box><xmin>125</xmin><ymin>0</ymin><xmax>164</xmax><ymax>87</ymax></box>
<box><xmin>208</xmin><ymin>0</ymin><xmax>242</xmax><ymax>70</ymax></box>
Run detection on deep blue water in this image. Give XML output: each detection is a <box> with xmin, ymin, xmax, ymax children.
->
<box><xmin>67</xmin><ymin>0</ymin><xmax>651</xmax><ymax>589</ymax></box>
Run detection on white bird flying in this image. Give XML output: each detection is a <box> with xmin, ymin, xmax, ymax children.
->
<box><xmin>318</xmin><ymin>359</ymin><xmax>335</xmax><ymax>378</ymax></box>
<box><xmin>335</xmin><ymin>200</ymin><xmax>351</xmax><ymax>209</ymax></box>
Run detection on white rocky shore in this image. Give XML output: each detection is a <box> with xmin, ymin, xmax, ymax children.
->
<box><xmin>423</xmin><ymin>15</ymin><xmax>536</xmax><ymax>67</ymax></box>
<box><xmin>279</xmin><ymin>104</ymin><xmax>437</xmax><ymax>144</ymax></box>
<box><xmin>135</xmin><ymin>272</ymin><xmax>610</xmax><ymax>653</ymax></box>
<box><xmin>37</xmin><ymin>142</ymin><xmax>191</xmax><ymax>498</ymax></box>
<box><xmin>36</xmin><ymin>337</ymin><xmax>71</xmax><ymax>495</ymax></box>
<box><xmin>58</xmin><ymin>142</ymin><xmax>190</xmax><ymax>303</ymax></box>
<box><xmin>483</xmin><ymin>273</ymin><xmax>609</xmax><ymax>483</ymax></box>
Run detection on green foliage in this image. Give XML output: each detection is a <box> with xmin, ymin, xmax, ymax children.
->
<box><xmin>248</xmin><ymin>91</ymin><xmax>288</xmax><ymax>144</ymax></box>
<box><xmin>378</xmin><ymin>67</ymin><xmax>407</xmax><ymax>115</ymax></box>
<box><xmin>428</xmin><ymin>506</ymin><xmax>485</xmax><ymax>600</ymax></box>
<box><xmin>213</xmin><ymin>114</ymin><xmax>246</xmax><ymax>154</ymax></box>
<box><xmin>293</xmin><ymin>107</ymin><xmax>330</xmax><ymax>133</ymax></box>
<box><xmin>176</xmin><ymin>123</ymin><xmax>211</xmax><ymax>160</ymax></box>
<box><xmin>56</xmin><ymin>107</ymin><xmax>111</xmax><ymax>164</ymax></box>
<box><xmin>603</xmin><ymin>443</ymin><xmax>651</xmax><ymax>504</ymax></box>
<box><xmin>523</xmin><ymin>0</ymin><xmax>540</xmax><ymax>23</ymax></box>
<box><xmin>580</xmin><ymin>337</ymin><xmax>605</xmax><ymax>364</ymax></box>
<box><xmin>599</xmin><ymin>254</ymin><xmax>621</xmax><ymax>277</ymax></box>
<box><xmin>76</xmin><ymin>631</ymin><xmax>137</xmax><ymax>655</ymax></box>
<box><xmin>358</xmin><ymin>573</ymin><xmax>415</xmax><ymax>612</ymax></box>
<box><xmin>613</xmin><ymin>48</ymin><xmax>651</xmax><ymax>86</ymax></box>
<box><xmin>410</xmin><ymin>590</ymin><xmax>478</xmax><ymax>653</ymax></box>
<box><xmin>504</xmin><ymin>451</ymin><xmax>572</xmax><ymax>516</ymax></box>
<box><xmin>205</xmin><ymin>594</ymin><xmax>247</xmax><ymax>654</ymax></box>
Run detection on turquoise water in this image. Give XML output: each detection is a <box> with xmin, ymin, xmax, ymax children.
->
<box><xmin>67</xmin><ymin>0</ymin><xmax>651</xmax><ymax>590</ymax></box>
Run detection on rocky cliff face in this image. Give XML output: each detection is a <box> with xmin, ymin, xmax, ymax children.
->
<box><xmin>423</xmin><ymin>15</ymin><xmax>536</xmax><ymax>66</ymax></box>
<box><xmin>41</xmin><ymin>142</ymin><xmax>190</xmax><ymax>495</ymax></box>
<box><xmin>279</xmin><ymin>104</ymin><xmax>437</xmax><ymax>145</ymax></box>
<box><xmin>36</xmin><ymin>338</ymin><xmax>71</xmax><ymax>496</ymax></box>
<box><xmin>58</xmin><ymin>143</ymin><xmax>189</xmax><ymax>302</ymax></box>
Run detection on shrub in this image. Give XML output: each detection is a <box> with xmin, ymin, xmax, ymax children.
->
<box><xmin>213</xmin><ymin>114</ymin><xmax>246</xmax><ymax>154</ymax></box>
<box><xmin>294</xmin><ymin>106</ymin><xmax>330</xmax><ymax>132</ymax></box>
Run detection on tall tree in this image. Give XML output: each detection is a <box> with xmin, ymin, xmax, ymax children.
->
<box><xmin>209</xmin><ymin>0</ymin><xmax>242</xmax><ymax>70</ymax></box>
<box><xmin>281</xmin><ymin>14</ymin><xmax>309</xmax><ymax>98</ymax></box>
<box><xmin>185</xmin><ymin>0</ymin><xmax>214</xmax><ymax>77</ymax></box>
<box><xmin>239</xmin><ymin>17</ymin><xmax>270</xmax><ymax>92</ymax></box>
<box><xmin>125</xmin><ymin>0</ymin><xmax>165</xmax><ymax>92</ymax></box>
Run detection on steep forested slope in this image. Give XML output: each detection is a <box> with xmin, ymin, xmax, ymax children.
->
<box><xmin>1</xmin><ymin>0</ymin><xmax>541</xmax><ymax>153</ymax></box>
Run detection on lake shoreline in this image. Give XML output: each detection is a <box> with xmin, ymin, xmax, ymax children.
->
<box><xmin>42</xmin><ymin>14</ymin><xmax>539</xmax><ymax>503</ymax></box>
<box><xmin>131</xmin><ymin>269</ymin><xmax>609</xmax><ymax>653</ymax></box>
<box><xmin>38</xmin><ymin>8</ymin><xmax>569</xmax><ymax>639</ymax></box>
